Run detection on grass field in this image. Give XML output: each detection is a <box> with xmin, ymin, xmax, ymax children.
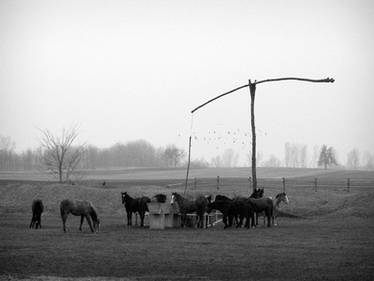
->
<box><xmin>0</xmin><ymin>168</ymin><xmax>373</xmax><ymax>281</ymax></box>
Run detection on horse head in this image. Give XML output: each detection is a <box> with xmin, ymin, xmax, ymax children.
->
<box><xmin>250</xmin><ymin>187</ymin><xmax>264</xmax><ymax>199</ymax></box>
<box><xmin>121</xmin><ymin>192</ymin><xmax>128</xmax><ymax>204</ymax></box>
<box><xmin>170</xmin><ymin>192</ymin><xmax>178</xmax><ymax>205</ymax></box>
<box><xmin>276</xmin><ymin>192</ymin><xmax>289</xmax><ymax>205</ymax></box>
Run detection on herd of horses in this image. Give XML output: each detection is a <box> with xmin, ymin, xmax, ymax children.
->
<box><xmin>29</xmin><ymin>187</ymin><xmax>289</xmax><ymax>233</ymax></box>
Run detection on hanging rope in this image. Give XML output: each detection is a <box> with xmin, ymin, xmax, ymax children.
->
<box><xmin>184</xmin><ymin>114</ymin><xmax>194</xmax><ymax>194</ymax></box>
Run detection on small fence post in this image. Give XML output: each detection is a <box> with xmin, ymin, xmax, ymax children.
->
<box><xmin>216</xmin><ymin>176</ymin><xmax>220</xmax><ymax>190</ymax></box>
<box><xmin>282</xmin><ymin>177</ymin><xmax>286</xmax><ymax>193</ymax></box>
<box><xmin>194</xmin><ymin>177</ymin><xmax>197</xmax><ymax>189</ymax></box>
<box><xmin>314</xmin><ymin>178</ymin><xmax>318</xmax><ymax>192</ymax></box>
<box><xmin>347</xmin><ymin>178</ymin><xmax>350</xmax><ymax>192</ymax></box>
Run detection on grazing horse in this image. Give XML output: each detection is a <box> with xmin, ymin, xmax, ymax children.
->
<box><xmin>29</xmin><ymin>199</ymin><xmax>44</xmax><ymax>229</ymax></box>
<box><xmin>60</xmin><ymin>199</ymin><xmax>100</xmax><ymax>233</ymax></box>
<box><xmin>121</xmin><ymin>192</ymin><xmax>150</xmax><ymax>227</ymax></box>
<box><xmin>272</xmin><ymin>192</ymin><xmax>289</xmax><ymax>225</ymax></box>
<box><xmin>250</xmin><ymin>187</ymin><xmax>264</xmax><ymax>225</ymax></box>
<box><xmin>170</xmin><ymin>192</ymin><xmax>211</xmax><ymax>228</ymax></box>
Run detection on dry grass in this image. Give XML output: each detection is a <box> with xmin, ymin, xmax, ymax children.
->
<box><xmin>0</xmin><ymin>168</ymin><xmax>374</xmax><ymax>281</ymax></box>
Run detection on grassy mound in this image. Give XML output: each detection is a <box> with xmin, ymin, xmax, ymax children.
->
<box><xmin>1</xmin><ymin>180</ymin><xmax>373</xmax><ymax>219</ymax></box>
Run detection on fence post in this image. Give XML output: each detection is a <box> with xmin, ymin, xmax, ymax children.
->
<box><xmin>282</xmin><ymin>177</ymin><xmax>286</xmax><ymax>193</ymax></box>
<box><xmin>347</xmin><ymin>178</ymin><xmax>350</xmax><ymax>192</ymax></box>
<box><xmin>216</xmin><ymin>176</ymin><xmax>220</xmax><ymax>190</ymax></box>
<box><xmin>314</xmin><ymin>178</ymin><xmax>318</xmax><ymax>192</ymax></box>
<box><xmin>194</xmin><ymin>177</ymin><xmax>197</xmax><ymax>189</ymax></box>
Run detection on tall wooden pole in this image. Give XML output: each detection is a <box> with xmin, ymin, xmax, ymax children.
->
<box><xmin>190</xmin><ymin>77</ymin><xmax>334</xmax><ymax>193</ymax></box>
<box><xmin>249</xmin><ymin>80</ymin><xmax>257</xmax><ymax>190</ymax></box>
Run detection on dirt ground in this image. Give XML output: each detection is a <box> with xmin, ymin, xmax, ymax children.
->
<box><xmin>0</xmin><ymin>175</ymin><xmax>374</xmax><ymax>281</ymax></box>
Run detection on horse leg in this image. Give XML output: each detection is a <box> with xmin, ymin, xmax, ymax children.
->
<box><xmin>127</xmin><ymin>211</ymin><xmax>132</xmax><ymax>226</ymax></box>
<box><xmin>85</xmin><ymin>215</ymin><xmax>94</xmax><ymax>232</ymax></box>
<box><xmin>29</xmin><ymin>215</ymin><xmax>35</xmax><ymax>228</ymax></box>
<box><xmin>79</xmin><ymin>215</ymin><xmax>84</xmax><ymax>231</ymax></box>
<box><xmin>140</xmin><ymin>212</ymin><xmax>145</xmax><ymax>227</ymax></box>
<box><xmin>266</xmin><ymin>210</ymin><xmax>271</xmax><ymax>227</ymax></box>
<box><xmin>39</xmin><ymin>214</ymin><xmax>42</xmax><ymax>229</ymax></box>
<box><xmin>61</xmin><ymin>213</ymin><xmax>68</xmax><ymax>232</ymax></box>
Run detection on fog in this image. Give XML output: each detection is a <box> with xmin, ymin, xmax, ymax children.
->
<box><xmin>1</xmin><ymin>0</ymin><xmax>373</xmax><ymax>165</ymax></box>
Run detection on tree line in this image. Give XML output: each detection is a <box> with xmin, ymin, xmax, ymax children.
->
<box><xmin>1</xmin><ymin>132</ymin><xmax>373</xmax><ymax>177</ymax></box>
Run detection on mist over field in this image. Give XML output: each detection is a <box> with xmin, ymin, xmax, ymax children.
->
<box><xmin>1</xmin><ymin>1</ymin><xmax>374</xmax><ymax>280</ymax></box>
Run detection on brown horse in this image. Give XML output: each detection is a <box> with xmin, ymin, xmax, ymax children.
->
<box><xmin>247</xmin><ymin>197</ymin><xmax>274</xmax><ymax>227</ymax></box>
<box><xmin>170</xmin><ymin>192</ymin><xmax>211</xmax><ymax>228</ymax></box>
<box><xmin>60</xmin><ymin>199</ymin><xmax>100</xmax><ymax>233</ymax></box>
<box><xmin>121</xmin><ymin>192</ymin><xmax>150</xmax><ymax>227</ymax></box>
<box><xmin>30</xmin><ymin>199</ymin><xmax>44</xmax><ymax>229</ymax></box>
<box><xmin>249</xmin><ymin>187</ymin><xmax>264</xmax><ymax>226</ymax></box>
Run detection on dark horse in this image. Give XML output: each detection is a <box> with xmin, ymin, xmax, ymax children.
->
<box><xmin>207</xmin><ymin>195</ymin><xmax>236</xmax><ymax>229</ymax></box>
<box><xmin>207</xmin><ymin>195</ymin><xmax>255</xmax><ymax>229</ymax></box>
<box><xmin>170</xmin><ymin>192</ymin><xmax>211</xmax><ymax>228</ymax></box>
<box><xmin>60</xmin><ymin>199</ymin><xmax>100</xmax><ymax>233</ymax></box>
<box><xmin>29</xmin><ymin>199</ymin><xmax>44</xmax><ymax>229</ymax></box>
<box><xmin>121</xmin><ymin>192</ymin><xmax>150</xmax><ymax>227</ymax></box>
<box><xmin>250</xmin><ymin>187</ymin><xmax>264</xmax><ymax>225</ymax></box>
<box><xmin>247</xmin><ymin>197</ymin><xmax>274</xmax><ymax>227</ymax></box>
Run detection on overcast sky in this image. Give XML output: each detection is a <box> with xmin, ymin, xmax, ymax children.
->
<box><xmin>1</xmin><ymin>0</ymin><xmax>373</xmax><ymax>165</ymax></box>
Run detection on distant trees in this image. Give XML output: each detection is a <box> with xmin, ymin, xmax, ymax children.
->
<box><xmin>0</xmin><ymin>135</ymin><xmax>16</xmax><ymax>170</ymax></box>
<box><xmin>284</xmin><ymin>142</ymin><xmax>308</xmax><ymax>168</ymax></box>
<box><xmin>263</xmin><ymin>154</ymin><xmax>281</xmax><ymax>167</ymax></box>
<box><xmin>318</xmin><ymin>145</ymin><xmax>338</xmax><ymax>169</ymax></box>
<box><xmin>362</xmin><ymin>151</ymin><xmax>374</xmax><ymax>170</ymax></box>
<box><xmin>210</xmin><ymin>149</ymin><xmax>239</xmax><ymax>167</ymax></box>
<box><xmin>161</xmin><ymin>145</ymin><xmax>185</xmax><ymax>167</ymax></box>
<box><xmin>346</xmin><ymin>149</ymin><xmax>360</xmax><ymax>169</ymax></box>
<box><xmin>40</xmin><ymin>128</ymin><xmax>84</xmax><ymax>182</ymax></box>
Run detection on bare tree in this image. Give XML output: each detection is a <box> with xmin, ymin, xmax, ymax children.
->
<box><xmin>346</xmin><ymin>149</ymin><xmax>360</xmax><ymax>169</ymax></box>
<box><xmin>362</xmin><ymin>151</ymin><xmax>374</xmax><ymax>170</ymax></box>
<box><xmin>162</xmin><ymin>145</ymin><xmax>185</xmax><ymax>167</ymax></box>
<box><xmin>263</xmin><ymin>154</ymin><xmax>281</xmax><ymax>167</ymax></box>
<box><xmin>40</xmin><ymin>128</ymin><xmax>84</xmax><ymax>182</ymax></box>
<box><xmin>318</xmin><ymin>145</ymin><xmax>337</xmax><ymax>169</ymax></box>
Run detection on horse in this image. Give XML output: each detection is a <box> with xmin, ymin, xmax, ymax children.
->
<box><xmin>121</xmin><ymin>192</ymin><xmax>150</xmax><ymax>227</ymax></box>
<box><xmin>153</xmin><ymin>193</ymin><xmax>167</xmax><ymax>203</ymax></box>
<box><xmin>250</xmin><ymin>187</ymin><xmax>264</xmax><ymax>225</ymax></box>
<box><xmin>29</xmin><ymin>199</ymin><xmax>44</xmax><ymax>229</ymax></box>
<box><xmin>272</xmin><ymin>192</ymin><xmax>289</xmax><ymax>225</ymax></box>
<box><xmin>247</xmin><ymin>196</ymin><xmax>274</xmax><ymax>227</ymax></box>
<box><xmin>170</xmin><ymin>192</ymin><xmax>211</xmax><ymax>228</ymax></box>
<box><xmin>60</xmin><ymin>199</ymin><xmax>100</xmax><ymax>233</ymax></box>
<box><xmin>230</xmin><ymin>197</ymin><xmax>255</xmax><ymax>229</ymax></box>
<box><xmin>207</xmin><ymin>195</ymin><xmax>234</xmax><ymax>229</ymax></box>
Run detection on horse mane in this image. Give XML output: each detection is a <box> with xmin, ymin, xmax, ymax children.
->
<box><xmin>275</xmin><ymin>192</ymin><xmax>286</xmax><ymax>199</ymax></box>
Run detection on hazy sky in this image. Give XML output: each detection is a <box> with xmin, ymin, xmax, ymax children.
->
<box><xmin>1</xmin><ymin>0</ymin><xmax>373</xmax><ymax>165</ymax></box>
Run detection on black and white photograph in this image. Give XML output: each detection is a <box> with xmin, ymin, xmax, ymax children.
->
<box><xmin>0</xmin><ymin>0</ymin><xmax>373</xmax><ymax>280</ymax></box>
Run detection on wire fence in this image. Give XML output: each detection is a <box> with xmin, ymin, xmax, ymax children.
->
<box><xmin>183</xmin><ymin>176</ymin><xmax>374</xmax><ymax>195</ymax></box>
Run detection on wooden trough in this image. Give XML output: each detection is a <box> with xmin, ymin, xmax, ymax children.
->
<box><xmin>148</xmin><ymin>201</ymin><xmax>222</xmax><ymax>229</ymax></box>
<box><xmin>148</xmin><ymin>202</ymin><xmax>181</xmax><ymax>229</ymax></box>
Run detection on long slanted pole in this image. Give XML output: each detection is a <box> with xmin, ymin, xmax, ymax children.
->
<box><xmin>190</xmin><ymin>76</ymin><xmax>334</xmax><ymax>192</ymax></box>
<box><xmin>184</xmin><ymin>135</ymin><xmax>192</xmax><ymax>194</ymax></box>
